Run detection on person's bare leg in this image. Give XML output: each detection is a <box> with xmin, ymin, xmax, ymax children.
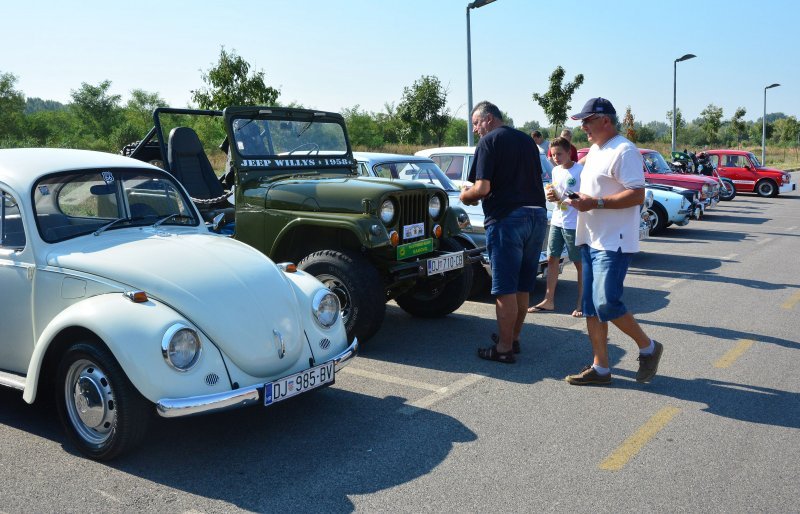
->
<box><xmin>572</xmin><ymin>260</ymin><xmax>583</xmax><ymax>316</ymax></box>
<box><xmin>586</xmin><ymin>316</ymin><xmax>610</xmax><ymax>368</ymax></box>
<box><xmin>529</xmin><ymin>255</ymin><xmax>559</xmax><ymax>311</ymax></box>
<box><xmin>495</xmin><ymin>293</ymin><xmax>519</xmax><ymax>353</ymax></box>
<box><xmin>513</xmin><ymin>292</ymin><xmax>529</xmax><ymax>341</ymax></box>
<box><xmin>609</xmin><ymin>312</ymin><xmax>650</xmax><ymax>349</ymax></box>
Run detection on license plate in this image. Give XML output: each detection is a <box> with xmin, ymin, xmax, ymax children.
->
<box><xmin>264</xmin><ymin>361</ymin><xmax>335</xmax><ymax>406</ymax></box>
<box><xmin>427</xmin><ymin>251</ymin><xmax>464</xmax><ymax>276</ymax></box>
<box><xmin>403</xmin><ymin>222</ymin><xmax>425</xmax><ymax>240</ymax></box>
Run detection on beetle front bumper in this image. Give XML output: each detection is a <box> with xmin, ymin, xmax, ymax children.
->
<box><xmin>155</xmin><ymin>338</ymin><xmax>359</xmax><ymax>418</ymax></box>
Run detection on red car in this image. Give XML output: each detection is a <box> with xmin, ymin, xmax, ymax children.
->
<box><xmin>577</xmin><ymin>147</ymin><xmax>720</xmax><ymax>217</ymax></box>
<box><xmin>703</xmin><ymin>149</ymin><xmax>796</xmax><ymax>197</ymax></box>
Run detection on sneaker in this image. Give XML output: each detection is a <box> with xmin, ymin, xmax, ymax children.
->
<box><xmin>565</xmin><ymin>365</ymin><xmax>612</xmax><ymax>386</ymax></box>
<box><xmin>636</xmin><ymin>341</ymin><xmax>663</xmax><ymax>383</ymax></box>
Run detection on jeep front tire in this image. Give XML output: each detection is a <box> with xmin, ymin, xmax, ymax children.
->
<box><xmin>299</xmin><ymin>250</ymin><xmax>385</xmax><ymax>343</ymax></box>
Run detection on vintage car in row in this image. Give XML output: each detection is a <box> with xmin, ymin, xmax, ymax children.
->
<box><xmin>353</xmin><ymin>151</ymin><xmax>558</xmax><ymax>295</ymax></box>
<box><xmin>703</xmin><ymin>149</ymin><xmax>796</xmax><ymax>197</ymax></box>
<box><xmin>645</xmin><ymin>184</ymin><xmax>694</xmax><ymax>235</ymax></box>
<box><xmin>123</xmin><ymin>107</ymin><xmax>481</xmax><ymax>344</ymax></box>
<box><xmin>0</xmin><ymin>148</ymin><xmax>357</xmax><ymax>460</ymax></box>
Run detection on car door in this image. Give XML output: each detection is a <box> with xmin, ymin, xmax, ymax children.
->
<box><xmin>0</xmin><ymin>188</ymin><xmax>35</xmax><ymax>374</ymax></box>
<box><xmin>718</xmin><ymin>154</ymin><xmax>756</xmax><ymax>192</ymax></box>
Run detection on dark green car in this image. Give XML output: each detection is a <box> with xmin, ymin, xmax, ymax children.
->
<box><xmin>123</xmin><ymin>107</ymin><xmax>481</xmax><ymax>343</ymax></box>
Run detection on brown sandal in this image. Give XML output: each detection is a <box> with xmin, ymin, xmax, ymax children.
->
<box><xmin>491</xmin><ymin>333</ymin><xmax>520</xmax><ymax>354</ymax></box>
<box><xmin>478</xmin><ymin>345</ymin><xmax>516</xmax><ymax>364</ymax></box>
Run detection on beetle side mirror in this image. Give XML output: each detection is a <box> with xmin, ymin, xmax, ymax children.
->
<box><xmin>211</xmin><ymin>212</ymin><xmax>226</xmax><ymax>233</ymax></box>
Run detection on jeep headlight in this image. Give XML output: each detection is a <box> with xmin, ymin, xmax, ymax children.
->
<box><xmin>312</xmin><ymin>289</ymin><xmax>340</xmax><ymax>328</ymax></box>
<box><xmin>428</xmin><ymin>195</ymin><xmax>442</xmax><ymax>219</ymax></box>
<box><xmin>162</xmin><ymin>324</ymin><xmax>202</xmax><ymax>371</ymax></box>
<box><xmin>380</xmin><ymin>199</ymin><xmax>395</xmax><ymax>224</ymax></box>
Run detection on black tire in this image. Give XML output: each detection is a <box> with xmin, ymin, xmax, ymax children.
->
<box><xmin>55</xmin><ymin>342</ymin><xmax>151</xmax><ymax>461</ymax></box>
<box><xmin>395</xmin><ymin>238</ymin><xmax>473</xmax><ymax>318</ymax></box>
<box><xmin>719</xmin><ymin>179</ymin><xmax>737</xmax><ymax>201</ymax></box>
<box><xmin>647</xmin><ymin>203</ymin><xmax>668</xmax><ymax>235</ymax></box>
<box><xmin>756</xmin><ymin>179</ymin><xmax>778</xmax><ymax>198</ymax></box>
<box><xmin>299</xmin><ymin>250</ymin><xmax>385</xmax><ymax>343</ymax></box>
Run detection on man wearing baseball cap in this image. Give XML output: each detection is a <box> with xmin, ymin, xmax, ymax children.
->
<box><xmin>551</xmin><ymin>97</ymin><xmax>663</xmax><ymax>385</ymax></box>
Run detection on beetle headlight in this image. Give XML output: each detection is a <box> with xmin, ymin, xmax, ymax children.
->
<box><xmin>380</xmin><ymin>199</ymin><xmax>395</xmax><ymax>224</ymax></box>
<box><xmin>312</xmin><ymin>289</ymin><xmax>340</xmax><ymax>328</ymax></box>
<box><xmin>162</xmin><ymin>324</ymin><xmax>202</xmax><ymax>371</ymax></box>
<box><xmin>428</xmin><ymin>195</ymin><xmax>442</xmax><ymax>219</ymax></box>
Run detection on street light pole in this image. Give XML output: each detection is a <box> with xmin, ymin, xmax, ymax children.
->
<box><xmin>671</xmin><ymin>53</ymin><xmax>696</xmax><ymax>153</ymax></box>
<box><xmin>762</xmin><ymin>83</ymin><xmax>780</xmax><ymax>165</ymax></box>
<box><xmin>466</xmin><ymin>0</ymin><xmax>496</xmax><ymax>146</ymax></box>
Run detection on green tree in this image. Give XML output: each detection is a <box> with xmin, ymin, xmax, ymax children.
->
<box><xmin>342</xmin><ymin>105</ymin><xmax>383</xmax><ymax>149</ymax></box>
<box><xmin>730</xmin><ymin>107</ymin><xmax>747</xmax><ymax>146</ymax></box>
<box><xmin>191</xmin><ymin>47</ymin><xmax>280</xmax><ymax>110</ymax></box>
<box><xmin>531</xmin><ymin>66</ymin><xmax>584</xmax><ymax>135</ymax></box>
<box><xmin>443</xmin><ymin>118</ymin><xmax>468</xmax><ymax>146</ymax></box>
<box><xmin>698</xmin><ymin>104</ymin><xmax>723</xmax><ymax>144</ymax></box>
<box><xmin>0</xmin><ymin>71</ymin><xmax>26</xmax><ymax>140</ymax></box>
<box><xmin>396</xmin><ymin>75</ymin><xmax>451</xmax><ymax>146</ymax></box>
<box><xmin>70</xmin><ymin>80</ymin><xmax>122</xmax><ymax>141</ymax></box>
<box><xmin>622</xmin><ymin>106</ymin><xmax>637</xmax><ymax>143</ymax></box>
<box><xmin>773</xmin><ymin>116</ymin><xmax>799</xmax><ymax>144</ymax></box>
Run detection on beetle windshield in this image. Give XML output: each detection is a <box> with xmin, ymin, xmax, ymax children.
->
<box><xmin>33</xmin><ymin>168</ymin><xmax>198</xmax><ymax>242</ymax></box>
<box><xmin>642</xmin><ymin>152</ymin><xmax>673</xmax><ymax>174</ymax></box>
<box><xmin>369</xmin><ymin>160</ymin><xmax>459</xmax><ymax>192</ymax></box>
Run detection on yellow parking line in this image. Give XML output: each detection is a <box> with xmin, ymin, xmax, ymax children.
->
<box><xmin>599</xmin><ymin>406</ymin><xmax>680</xmax><ymax>471</ymax></box>
<box><xmin>339</xmin><ymin>366</ymin><xmax>445</xmax><ymax>392</ymax></box>
<box><xmin>782</xmin><ymin>290</ymin><xmax>800</xmax><ymax>310</ymax></box>
<box><xmin>713</xmin><ymin>339</ymin><xmax>755</xmax><ymax>368</ymax></box>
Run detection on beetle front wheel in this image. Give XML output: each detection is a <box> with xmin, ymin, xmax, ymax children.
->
<box><xmin>56</xmin><ymin>342</ymin><xmax>150</xmax><ymax>460</ymax></box>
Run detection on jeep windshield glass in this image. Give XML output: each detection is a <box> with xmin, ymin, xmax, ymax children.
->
<box><xmin>232</xmin><ymin>117</ymin><xmax>347</xmax><ymax>157</ymax></box>
<box><xmin>642</xmin><ymin>152</ymin><xmax>673</xmax><ymax>174</ymax></box>
<box><xmin>371</xmin><ymin>160</ymin><xmax>459</xmax><ymax>192</ymax></box>
<box><xmin>34</xmin><ymin>169</ymin><xmax>198</xmax><ymax>243</ymax></box>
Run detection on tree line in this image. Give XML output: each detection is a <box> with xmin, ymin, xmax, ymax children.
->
<box><xmin>1</xmin><ymin>50</ymin><xmax>798</xmax><ymax>154</ymax></box>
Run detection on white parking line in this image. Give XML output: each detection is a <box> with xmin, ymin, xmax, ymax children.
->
<box><xmin>660</xmin><ymin>278</ymin><xmax>684</xmax><ymax>289</ymax></box>
<box><xmin>787</xmin><ymin>226</ymin><xmax>797</xmax><ymax>231</ymax></box>
<box><xmin>757</xmin><ymin>237</ymin><xmax>773</xmax><ymax>245</ymax></box>
<box><xmin>398</xmin><ymin>373</ymin><xmax>486</xmax><ymax>415</ymax></box>
<box><xmin>340</xmin><ymin>366</ymin><xmax>446</xmax><ymax>392</ymax></box>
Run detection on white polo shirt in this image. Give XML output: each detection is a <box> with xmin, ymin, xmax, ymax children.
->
<box><xmin>576</xmin><ymin>134</ymin><xmax>645</xmax><ymax>253</ymax></box>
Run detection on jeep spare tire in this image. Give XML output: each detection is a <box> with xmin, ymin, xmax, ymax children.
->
<box><xmin>395</xmin><ymin>238</ymin><xmax>473</xmax><ymax>318</ymax></box>
<box><xmin>299</xmin><ymin>250</ymin><xmax>385</xmax><ymax>344</ymax></box>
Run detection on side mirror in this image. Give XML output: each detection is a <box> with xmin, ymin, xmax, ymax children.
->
<box><xmin>211</xmin><ymin>212</ymin><xmax>226</xmax><ymax>233</ymax></box>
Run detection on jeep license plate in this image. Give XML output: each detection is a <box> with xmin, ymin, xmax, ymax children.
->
<box><xmin>264</xmin><ymin>361</ymin><xmax>335</xmax><ymax>406</ymax></box>
<box><xmin>427</xmin><ymin>252</ymin><xmax>464</xmax><ymax>276</ymax></box>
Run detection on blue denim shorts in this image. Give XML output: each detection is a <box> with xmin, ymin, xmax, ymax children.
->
<box><xmin>547</xmin><ymin>226</ymin><xmax>581</xmax><ymax>262</ymax></box>
<box><xmin>486</xmin><ymin>207</ymin><xmax>547</xmax><ymax>295</ymax></box>
<box><xmin>580</xmin><ymin>245</ymin><xmax>633</xmax><ymax>322</ymax></box>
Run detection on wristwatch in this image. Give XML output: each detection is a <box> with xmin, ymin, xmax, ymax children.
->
<box><xmin>596</xmin><ymin>198</ymin><xmax>605</xmax><ymax>209</ymax></box>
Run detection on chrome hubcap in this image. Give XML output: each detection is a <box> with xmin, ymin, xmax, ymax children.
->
<box><xmin>65</xmin><ymin>359</ymin><xmax>116</xmax><ymax>446</ymax></box>
<box><xmin>317</xmin><ymin>274</ymin><xmax>351</xmax><ymax>324</ymax></box>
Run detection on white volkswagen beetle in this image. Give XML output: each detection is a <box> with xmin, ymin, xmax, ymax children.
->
<box><xmin>0</xmin><ymin>148</ymin><xmax>357</xmax><ymax>460</ymax></box>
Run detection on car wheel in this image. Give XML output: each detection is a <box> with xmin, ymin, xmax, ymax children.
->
<box><xmin>647</xmin><ymin>203</ymin><xmax>668</xmax><ymax>235</ymax></box>
<box><xmin>719</xmin><ymin>179</ymin><xmax>737</xmax><ymax>201</ymax></box>
<box><xmin>56</xmin><ymin>342</ymin><xmax>150</xmax><ymax>461</ymax></box>
<box><xmin>756</xmin><ymin>179</ymin><xmax>778</xmax><ymax>198</ymax></box>
<box><xmin>395</xmin><ymin>238</ymin><xmax>474</xmax><ymax>318</ymax></box>
<box><xmin>299</xmin><ymin>250</ymin><xmax>385</xmax><ymax>343</ymax></box>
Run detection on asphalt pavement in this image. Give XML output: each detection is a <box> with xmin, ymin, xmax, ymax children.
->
<box><xmin>1</xmin><ymin>192</ymin><xmax>798</xmax><ymax>513</ymax></box>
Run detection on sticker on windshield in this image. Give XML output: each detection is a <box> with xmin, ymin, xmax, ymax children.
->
<box><xmin>101</xmin><ymin>171</ymin><xmax>115</xmax><ymax>184</ymax></box>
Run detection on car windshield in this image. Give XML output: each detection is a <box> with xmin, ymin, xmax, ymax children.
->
<box><xmin>642</xmin><ymin>152</ymin><xmax>673</xmax><ymax>174</ymax></box>
<box><xmin>34</xmin><ymin>168</ymin><xmax>197</xmax><ymax>242</ymax></box>
<box><xmin>747</xmin><ymin>152</ymin><xmax>762</xmax><ymax>167</ymax></box>
<box><xmin>371</xmin><ymin>160</ymin><xmax>459</xmax><ymax>192</ymax></box>
<box><xmin>232</xmin><ymin>117</ymin><xmax>348</xmax><ymax>157</ymax></box>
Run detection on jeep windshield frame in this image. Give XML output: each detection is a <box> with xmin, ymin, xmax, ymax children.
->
<box><xmin>223</xmin><ymin>106</ymin><xmax>357</xmax><ymax>178</ymax></box>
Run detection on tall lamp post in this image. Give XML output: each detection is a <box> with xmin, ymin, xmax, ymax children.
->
<box><xmin>466</xmin><ymin>0</ymin><xmax>496</xmax><ymax>146</ymax></box>
<box><xmin>671</xmin><ymin>53</ymin><xmax>696</xmax><ymax>153</ymax></box>
<box><xmin>762</xmin><ymin>83</ymin><xmax>780</xmax><ymax>165</ymax></box>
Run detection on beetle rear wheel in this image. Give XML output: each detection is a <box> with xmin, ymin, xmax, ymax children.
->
<box><xmin>56</xmin><ymin>342</ymin><xmax>150</xmax><ymax>460</ymax></box>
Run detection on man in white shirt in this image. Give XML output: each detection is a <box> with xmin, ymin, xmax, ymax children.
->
<box><xmin>555</xmin><ymin>97</ymin><xmax>663</xmax><ymax>385</ymax></box>
<box><xmin>531</xmin><ymin>130</ymin><xmax>549</xmax><ymax>157</ymax></box>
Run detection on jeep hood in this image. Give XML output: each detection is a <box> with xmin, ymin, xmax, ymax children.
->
<box><xmin>46</xmin><ymin>230</ymin><xmax>307</xmax><ymax>378</ymax></box>
<box><xmin>265</xmin><ymin>176</ymin><xmax>433</xmax><ymax>213</ymax></box>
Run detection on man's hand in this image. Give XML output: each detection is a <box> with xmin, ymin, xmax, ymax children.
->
<box><xmin>564</xmin><ymin>192</ymin><xmax>596</xmax><ymax>212</ymax></box>
<box><xmin>460</xmin><ymin>186</ymin><xmax>479</xmax><ymax>206</ymax></box>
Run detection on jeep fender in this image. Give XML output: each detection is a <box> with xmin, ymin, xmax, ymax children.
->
<box><xmin>271</xmin><ymin>214</ymin><xmax>390</xmax><ymax>258</ymax></box>
<box><xmin>24</xmin><ymin>293</ymin><xmax>230</xmax><ymax>404</ymax></box>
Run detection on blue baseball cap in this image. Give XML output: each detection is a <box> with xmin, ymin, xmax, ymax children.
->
<box><xmin>570</xmin><ymin>97</ymin><xmax>616</xmax><ymax>120</ymax></box>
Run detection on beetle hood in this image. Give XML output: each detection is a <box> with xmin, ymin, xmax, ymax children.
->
<box><xmin>46</xmin><ymin>230</ymin><xmax>307</xmax><ymax>378</ymax></box>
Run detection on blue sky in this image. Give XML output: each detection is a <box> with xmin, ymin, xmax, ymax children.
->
<box><xmin>3</xmin><ymin>0</ymin><xmax>797</xmax><ymax>128</ymax></box>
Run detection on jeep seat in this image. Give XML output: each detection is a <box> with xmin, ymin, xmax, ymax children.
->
<box><xmin>167</xmin><ymin>127</ymin><xmax>234</xmax><ymax>224</ymax></box>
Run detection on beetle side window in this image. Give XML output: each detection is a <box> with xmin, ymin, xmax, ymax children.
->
<box><xmin>0</xmin><ymin>189</ymin><xmax>25</xmax><ymax>249</ymax></box>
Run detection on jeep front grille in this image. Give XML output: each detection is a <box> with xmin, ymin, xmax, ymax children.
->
<box><xmin>396</xmin><ymin>192</ymin><xmax>428</xmax><ymax>242</ymax></box>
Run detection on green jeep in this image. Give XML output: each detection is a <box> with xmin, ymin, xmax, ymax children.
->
<box><xmin>123</xmin><ymin>107</ymin><xmax>480</xmax><ymax>343</ymax></box>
